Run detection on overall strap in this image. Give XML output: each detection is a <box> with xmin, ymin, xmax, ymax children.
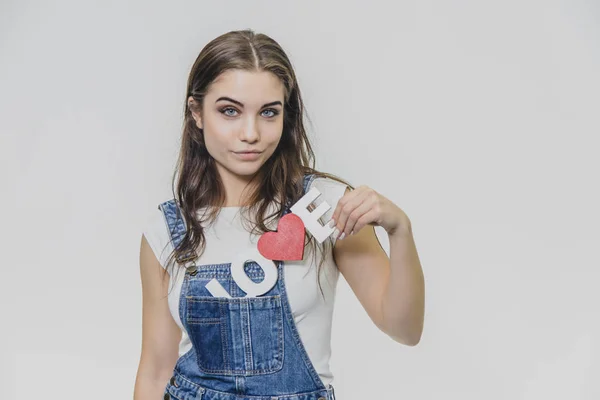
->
<box><xmin>282</xmin><ymin>172</ymin><xmax>315</xmax><ymax>215</ymax></box>
<box><xmin>302</xmin><ymin>172</ymin><xmax>316</xmax><ymax>194</ymax></box>
<box><xmin>157</xmin><ymin>199</ymin><xmax>195</xmax><ymax>263</ymax></box>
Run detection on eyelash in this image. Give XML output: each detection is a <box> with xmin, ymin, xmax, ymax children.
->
<box><xmin>219</xmin><ymin>107</ymin><xmax>280</xmax><ymax>119</ymax></box>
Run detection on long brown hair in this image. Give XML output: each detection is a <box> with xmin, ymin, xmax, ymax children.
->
<box><xmin>162</xmin><ymin>29</ymin><xmax>353</xmax><ymax>297</ymax></box>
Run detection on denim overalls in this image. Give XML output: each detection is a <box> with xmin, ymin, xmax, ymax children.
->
<box><xmin>159</xmin><ymin>173</ymin><xmax>337</xmax><ymax>400</ymax></box>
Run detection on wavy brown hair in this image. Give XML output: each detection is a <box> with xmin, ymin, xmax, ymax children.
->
<box><xmin>161</xmin><ymin>29</ymin><xmax>353</xmax><ymax>297</ymax></box>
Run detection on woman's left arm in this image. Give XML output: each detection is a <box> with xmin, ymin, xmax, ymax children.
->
<box><xmin>330</xmin><ymin>185</ymin><xmax>425</xmax><ymax>346</ymax></box>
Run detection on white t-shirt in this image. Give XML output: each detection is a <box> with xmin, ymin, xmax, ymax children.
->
<box><xmin>142</xmin><ymin>176</ymin><xmax>349</xmax><ymax>387</ymax></box>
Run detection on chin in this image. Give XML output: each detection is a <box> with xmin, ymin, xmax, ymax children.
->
<box><xmin>228</xmin><ymin>163</ymin><xmax>264</xmax><ymax>177</ymax></box>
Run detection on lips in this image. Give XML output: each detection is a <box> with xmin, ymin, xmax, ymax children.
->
<box><xmin>233</xmin><ymin>151</ymin><xmax>262</xmax><ymax>161</ymax></box>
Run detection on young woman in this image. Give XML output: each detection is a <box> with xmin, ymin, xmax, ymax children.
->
<box><xmin>134</xmin><ymin>29</ymin><xmax>425</xmax><ymax>400</ymax></box>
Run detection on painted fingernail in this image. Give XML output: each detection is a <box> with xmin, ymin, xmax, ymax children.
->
<box><xmin>339</xmin><ymin>232</ymin><xmax>346</xmax><ymax>240</ymax></box>
<box><xmin>328</xmin><ymin>219</ymin><xmax>336</xmax><ymax>228</ymax></box>
<box><xmin>332</xmin><ymin>227</ymin><xmax>340</xmax><ymax>237</ymax></box>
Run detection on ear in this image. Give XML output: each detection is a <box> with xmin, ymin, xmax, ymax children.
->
<box><xmin>187</xmin><ymin>96</ymin><xmax>204</xmax><ymax>130</ymax></box>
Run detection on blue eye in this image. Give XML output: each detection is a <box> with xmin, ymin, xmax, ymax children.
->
<box><xmin>222</xmin><ymin>107</ymin><xmax>238</xmax><ymax>117</ymax></box>
<box><xmin>262</xmin><ymin>109</ymin><xmax>280</xmax><ymax>118</ymax></box>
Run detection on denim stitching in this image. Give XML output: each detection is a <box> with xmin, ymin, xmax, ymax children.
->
<box><xmin>220</xmin><ymin>297</ymin><xmax>230</xmax><ymax>371</ymax></box>
<box><xmin>243</xmin><ymin>298</ymin><xmax>254</xmax><ymax>370</ymax></box>
<box><xmin>186</xmin><ymin>295</ymin><xmax>284</xmax><ymax>375</ymax></box>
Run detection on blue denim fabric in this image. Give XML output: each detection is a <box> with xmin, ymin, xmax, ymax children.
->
<box><xmin>158</xmin><ymin>173</ymin><xmax>337</xmax><ymax>400</ymax></box>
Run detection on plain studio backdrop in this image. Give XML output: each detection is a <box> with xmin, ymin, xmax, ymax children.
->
<box><xmin>1</xmin><ymin>0</ymin><xmax>599</xmax><ymax>399</ymax></box>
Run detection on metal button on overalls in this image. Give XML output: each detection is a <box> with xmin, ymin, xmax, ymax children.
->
<box><xmin>169</xmin><ymin>376</ymin><xmax>176</xmax><ymax>386</ymax></box>
<box><xmin>163</xmin><ymin>393</ymin><xmax>170</xmax><ymax>400</ymax></box>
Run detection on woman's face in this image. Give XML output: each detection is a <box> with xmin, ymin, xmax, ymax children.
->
<box><xmin>189</xmin><ymin>69</ymin><xmax>285</xmax><ymax>184</ymax></box>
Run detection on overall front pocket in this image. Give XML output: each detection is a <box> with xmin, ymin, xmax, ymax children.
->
<box><xmin>186</xmin><ymin>294</ymin><xmax>284</xmax><ymax>375</ymax></box>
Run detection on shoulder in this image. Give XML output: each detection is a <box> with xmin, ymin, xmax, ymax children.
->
<box><xmin>308</xmin><ymin>173</ymin><xmax>352</xmax><ymax>198</ymax></box>
<box><xmin>306</xmin><ymin>173</ymin><xmax>353</xmax><ymax>220</ymax></box>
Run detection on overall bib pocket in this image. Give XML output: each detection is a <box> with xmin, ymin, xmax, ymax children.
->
<box><xmin>184</xmin><ymin>263</ymin><xmax>285</xmax><ymax>375</ymax></box>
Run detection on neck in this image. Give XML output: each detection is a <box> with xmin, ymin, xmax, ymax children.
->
<box><xmin>217</xmin><ymin>165</ymin><xmax>262</xmax><ymax>207</ymax></box>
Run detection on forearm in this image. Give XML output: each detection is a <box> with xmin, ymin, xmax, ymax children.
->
<box><xmin>381</xmin><ymin>222</ymin><xmax>425</xmax><ymax>345</ymax></box>
<box><xmin>133</xmin><ymin>369</ymin><xmax>171</xmax><ymax>400</ymax></box>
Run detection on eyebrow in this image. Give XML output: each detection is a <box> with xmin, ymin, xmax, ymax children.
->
<box><xmin>215</xmin><ymin>96</ymin><xmax>282</xmax><ymax>108</ymax></box>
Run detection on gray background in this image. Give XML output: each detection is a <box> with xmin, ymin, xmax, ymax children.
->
<box><xmin>1</xmin><ymin>0</ymin><xmax>599</xmax><ymax>398</ymax></box>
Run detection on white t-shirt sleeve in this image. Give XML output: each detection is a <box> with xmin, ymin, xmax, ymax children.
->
<box><xmin>142</xmin><ymin>208</ymin><xmax>175</xmax><ymax>273</ymax></box>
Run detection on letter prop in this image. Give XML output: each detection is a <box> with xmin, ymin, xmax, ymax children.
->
<box><xmin>204</xmin><ymin>186</ymin><xmax>336</xmax><ymax>297</ymax></box>
<box><xmin>205</xmin><ymin>248</ymin><xmax>278</xmax><ymax>298</ymax></box>
<box><xmin>290</xmin><ymin>186</ymin><xmax>336</xmax><ymax>243</ymax></box>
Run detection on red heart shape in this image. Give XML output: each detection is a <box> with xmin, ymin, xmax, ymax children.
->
<box><xmin>258</xmin><ymin>213</ymin><xmax>305</xmax><ymax>261</ymax></box>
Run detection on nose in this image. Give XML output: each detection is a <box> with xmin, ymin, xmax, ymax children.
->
<box><xmin>239</xmin><ymin>117</ymin><xmax>259</xmax><ymax>143</ymax></box>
